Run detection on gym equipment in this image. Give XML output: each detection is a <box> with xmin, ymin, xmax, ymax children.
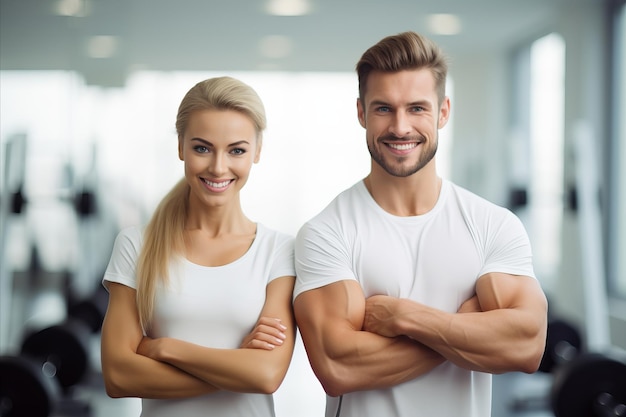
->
<box><xmin>9</xmin><ymin>184</ymin><xmax>98</xmax><ymax>218</ymax></box>
<box><xmin>0</xmin><ymin>355</ymin><xmax>61</xmax><ymax>417</ymax></box>
<box><xmin>0</xmin><ymin>286</ymin><xmax>107</xmax><ymax>417</ymax></box>
<box><xmin>538</xmin><ymin>318</ymin><xmax>583</xmax><ymax>373</ymax></box>
<box><xmin>550</xmin><ymin>352</ymin><xmax>626</xmax><ymax>417</ymax></box>
<box><xmin>530</xmin><ymin>313</ymin><xmax>626</xmax><ymax>417</ymax></box>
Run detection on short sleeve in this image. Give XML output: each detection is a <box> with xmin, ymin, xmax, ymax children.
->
<box><xmin>267</xmin><ymin>232</ymin><xmax>296</xmax><ymax>282</ymax></box>
<box><xmin>102</xmin><ymin>226</ymin><xmax>143</xmax><ymax>290</ymax></box>
<box><xmin>293</xmin><ymin>220</ymin><xmax>356</xmax><ymax>300</ymax></box>
<box><xmin>480</xmin><ymin>210</ymin><xmax>536</xmax><ymax>279</ymax></box>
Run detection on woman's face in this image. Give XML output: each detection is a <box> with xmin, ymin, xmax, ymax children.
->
<box><xmin>178</xmin><ymin>109</ymin><xmax>261</xmax><ymax>209</ymax></box>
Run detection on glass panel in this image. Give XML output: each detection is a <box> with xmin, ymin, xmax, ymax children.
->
<box><xmin>528</xmin><ymin>33</ymin><xmax>566</xmax><ymax>292</ymax></box>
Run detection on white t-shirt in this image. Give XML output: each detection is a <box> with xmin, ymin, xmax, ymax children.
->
<box><xmin>294</xmin><ymin>179</ymin><xmax>535</xmax><ymax>417</ymax></box>
<box><xmin>103</xmin><ymin>223</ymin><xmax>295</xmax><ymax>417</ymax></box>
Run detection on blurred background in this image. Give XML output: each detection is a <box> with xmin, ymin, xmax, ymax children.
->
<box><xmin>1</xmin><ymin>0</ymin><xmax>625</xmax><ymax>416</ymax></box>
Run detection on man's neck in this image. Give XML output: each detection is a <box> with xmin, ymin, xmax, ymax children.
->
<box><xmin>364</xmin><ymin>170</ymin><xmax>442</xmax><ymax>217</ymax></box>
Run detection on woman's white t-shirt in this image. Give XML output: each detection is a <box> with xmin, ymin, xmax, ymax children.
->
<box><xmin>103</xmin><ymin>223</ymin><xmax>295</xmax><ymax>417</ymax></box>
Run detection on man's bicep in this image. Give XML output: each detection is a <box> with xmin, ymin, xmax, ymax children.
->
<box><xmin>476</xmin><ymin>273</ymin><xmax>547</xmax><ymax>312</ymax></box>
<box><xmin>294</xmin><ymin>280</ymin><xmax>365</xmax><ymax>352</ymax></box>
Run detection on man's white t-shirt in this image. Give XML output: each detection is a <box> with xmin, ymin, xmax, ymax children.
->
<box><xmin>103</xmin><ymin>223</ymin><xmax>295</xmax><ymax>417</ymax></box>
<box><xmin>294</xmin><ymin>179</ymin><xmax>535</xmax><ymax>417</ymax></box>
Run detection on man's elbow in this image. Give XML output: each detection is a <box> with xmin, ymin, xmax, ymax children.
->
<box><xmin>513</xmin><ymin>332</ymin><xmax>547</xmax><ymax>374</ymax></box>
<box><xmin>320</xmin><ymin>381</ymin><xmax>348</xmax><ymax>398</ymax></box>
<box><xmin>522</xmin><ymin>340</ymin><xmax>546</xmax><ymax>374</ymax></box>
<box><xmin>313</xmin><ymin>365</ymin><xmax>353</xmax><ymax>397</ymax></box>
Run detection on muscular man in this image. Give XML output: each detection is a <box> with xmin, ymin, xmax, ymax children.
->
<box><xmin>293</xmin><ymin>31</ymin><xmax>548</xmax><ymax>417</ymax></box>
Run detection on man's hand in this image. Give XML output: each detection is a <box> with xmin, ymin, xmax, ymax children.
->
<box><xmin>457</xmin><ymin>295</ymin><xmax>482</xmax><ymax>313</ymax></box>
<box><xmin>363</xmin><ymin>295</ymin><xmax>402</xmax><ymax>337</ymax></box>
<box><xmin>364</xmin><ymin>293</ymin><xmax>483</xmax><ymax>338</ymax></box>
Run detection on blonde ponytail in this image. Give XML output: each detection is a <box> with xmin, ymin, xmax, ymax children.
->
<box><xmin>136</xmin><ymin>178</ymin><xmax>188</xmax><ymax>331</ymax></box>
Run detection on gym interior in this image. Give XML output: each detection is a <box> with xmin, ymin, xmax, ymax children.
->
<box><xmin>1</xmin><ymin>0</ymin><xmax>625</xmax><ymax>416</ymax></box>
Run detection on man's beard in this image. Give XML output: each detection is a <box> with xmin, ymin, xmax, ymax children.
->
<box><xmin>367</xmin><ymin>133</ymin><xmax>438</xmax><ymax>177</ymax></box>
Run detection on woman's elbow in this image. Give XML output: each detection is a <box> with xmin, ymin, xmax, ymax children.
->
<box><xmin>250</xmin><ymin>364</ymin><xmax>288</xmax><ymax>394</ymax></box>
<box><xmin>102</xmin><ymin>365</ymin><xmax>135</xmax><ymax>398</ymax></box>
<box><xmin>103</xmin><ymin>374</ymin><xmax>127</xmax><ymax>398</ymax></box>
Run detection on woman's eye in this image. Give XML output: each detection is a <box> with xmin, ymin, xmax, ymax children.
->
<box><xmin>193</xmin><ymin>145</ymin><xmax>209</xmax><ymax>153</ymax></box>
<box><xmin>231</xmin><ymin>148</ymin><xmax>246</xmax><ymax>155</ymax></box>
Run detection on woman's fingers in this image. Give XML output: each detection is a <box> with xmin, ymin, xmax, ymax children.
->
<box><xmin>240</xmin><ymin>317</ymin><xmax>287</xmax><ymax>350</ymax></box>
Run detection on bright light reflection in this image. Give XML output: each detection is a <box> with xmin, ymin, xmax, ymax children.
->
<box><xmin>529</xmin><ymin>33</ymin><xmax>565</xmax><ymax>290</ymax></box>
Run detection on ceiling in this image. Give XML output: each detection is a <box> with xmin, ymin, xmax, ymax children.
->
<box><xmin>0</xmin><ymin>0</ymin><xmax>602</xmax><ymax>87</ymax></box>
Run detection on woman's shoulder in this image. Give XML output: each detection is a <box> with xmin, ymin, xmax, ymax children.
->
<box><xmin>256</xmin><ymin>223</ymin><xmax>295</xmax><ymax>247</ymax></box>
<box><xmin>112</xmin><ymin>225</ymin><xmax>146</xmax><ymax>252</ymax></box>
<box><xmin>116</xmin><ymin>224</ymin><xmax>144</xmax><ymax>241</ymax></box>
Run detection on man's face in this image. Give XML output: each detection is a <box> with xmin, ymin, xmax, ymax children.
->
<box><xmin>357</xmin><ymin>69</ymin><xmax>450</xmax><ymax>178</ymax></box>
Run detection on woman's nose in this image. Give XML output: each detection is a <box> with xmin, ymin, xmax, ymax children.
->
<box><xmin>209</xmin><ymin>152</ymin><xmax>228</xmax><ymax>176</ymax></box>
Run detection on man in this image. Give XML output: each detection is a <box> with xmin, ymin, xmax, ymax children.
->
<box><xmin>293</xmin><ymin>31</ymin><xmax>548</xmax><ymax>417</ymax></box>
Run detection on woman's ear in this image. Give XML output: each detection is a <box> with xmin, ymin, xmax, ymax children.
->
<box><xmin>253</xmin><ymin>137</ymin><xmax>262</xmax><ymax>164</ymax></box>
<box><xmin>178</xmin><ymin>137</ymin><xmax>184</xmax><ymax>161</ymax></box>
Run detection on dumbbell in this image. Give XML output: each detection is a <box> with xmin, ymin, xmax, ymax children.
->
<box><xmin>9</xmin><ymin>184</ymin><xmax>97</xmax><ymax>218</ymax></box>
<box><xmin>550</xmin><ymin>352</ymin><xmax>626</xmax><ymax>417</ymax></box>
<box><xmin>0</xmin><ymin>286</ymin><xmax>108</xmax><ymax>417</ymax></box>
<box><xmin>538</xmin><ymin>318</ymin><xmax>583</xmax><ymax>373</ymax></box>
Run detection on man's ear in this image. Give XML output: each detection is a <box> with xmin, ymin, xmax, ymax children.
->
<box><xmin>357</xmin><ymin>98</ymin><xmax>366</xmax><ymax>128</ymax></box>
<box><xmin>438</xmin><ymin>96</ymin><xmax>451</xmax><ymax>129</ymax></box>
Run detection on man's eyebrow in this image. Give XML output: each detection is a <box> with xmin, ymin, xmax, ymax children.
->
<box><xmin>408</xmin><ymin>100</ymin><xmax>432</xmax><ymax>108</ymax></box>
<box><xmin>368</xmin><ymin>99</ymin><xmax>433</xmax><ymax>108</ymax></box>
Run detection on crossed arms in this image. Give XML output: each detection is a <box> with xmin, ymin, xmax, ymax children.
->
<box><xmin>101</xmin><ymin>276</ymin><xmax>295</xmax><ymax>399</ymax></box>
<box><xmin>293</xmin><ymin>272</ymin><xmax>547</xmax><ymax>397</ymax></box>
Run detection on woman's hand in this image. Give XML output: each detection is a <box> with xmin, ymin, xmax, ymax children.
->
<box><xmin>137</xmin><ymin>336</ymin><xmax>163</xmax><ymax>360</ymax></box>
<box><xmin>136</xmin><ymin>315</ymin><xmax>288</xmax><ymax>360</ymax></box>
<box><xmin>240</xmin><ymin>317</ymin><xmax>287</xmax><ymax>350</ymax></box>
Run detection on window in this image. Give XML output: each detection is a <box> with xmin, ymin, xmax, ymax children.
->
<box><xmin>524</xmin><ymin>33</ymin><xmax>566</xmax><ymax>294</ymax></box>
<box><xmin>610</xmin><ymin>3</ymin><xmax>626</xmax><ymax>297</ymax></box>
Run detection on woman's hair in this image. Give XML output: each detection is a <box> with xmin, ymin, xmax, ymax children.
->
<box><xmin>136</xmin><ymin>76</ymin><xmax>267</xmax><ymax>331</ymax></box>
<box><xmin>356</xmin><ymin>31</ymin><xmax>449</xmax><ymax>106</ymax></box>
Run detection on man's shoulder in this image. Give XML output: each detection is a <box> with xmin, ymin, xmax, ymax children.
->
<box><xmin>446</xmin><ymin>181</ymin><xmax>523</xmax><ymax>233</ymax></box>
<box><xmin>309</xmin><ymin>182</ymin><xmax>363</xmax><ymax>219</ymax></box>
<box><xmin>447</xmin><ymin>181</ymin><xmax>509</xmax><ymax>212</ymax></box>
<box><xmin>297</xmin><ymin>182</ymin><xmax>364</xmax><ymax>236</ymax></box>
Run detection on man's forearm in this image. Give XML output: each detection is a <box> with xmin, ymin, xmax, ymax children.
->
<box><xmin>385</xmin><ymin>299</ymin><xmax>545</xmax><ymax>373</ymax></box>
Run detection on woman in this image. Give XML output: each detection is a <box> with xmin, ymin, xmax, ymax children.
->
<box><xmin>100</xmin><ymin>76</ymin><xmax>296</xmax><ymax>417</ymax></box>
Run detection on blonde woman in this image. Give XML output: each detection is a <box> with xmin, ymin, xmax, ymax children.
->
<box><xmin>100</xmin><ymin>76</ymin><xmax>296</xmax><ymax>417</ymax></box>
